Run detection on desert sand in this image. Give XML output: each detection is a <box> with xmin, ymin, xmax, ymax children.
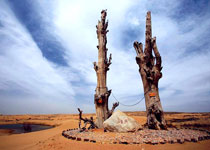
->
<box><xmin>0</xmin><ymin>112</ymin><xmax>210</xmax><ymax>150</ymax></box>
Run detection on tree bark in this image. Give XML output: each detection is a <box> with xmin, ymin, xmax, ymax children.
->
<box><xmin>133</xmin><ymin>11</ymin><xmax>167</xmax><ymax>130</ymax></box>
<box><xmin>94</xmin><ymin>10</ymin><xmax>118</xmax><ymax>128</ymax></box>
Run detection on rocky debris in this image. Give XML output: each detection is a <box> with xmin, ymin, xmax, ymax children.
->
<box><xmin>62</xmin><ymin>128</ymin><xmax>210</xmax><ymax>145</ymax></box>
<box><xmin>103</xmin><ymin>110</ymin><xmax>142</xmax><ymax>132</ymax></box>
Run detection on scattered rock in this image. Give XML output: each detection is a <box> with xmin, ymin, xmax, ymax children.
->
<box><xmin>84</xmin><ymin>138</ymin><xmax>89</xmax><ymax>142</ymax></box>
<box><xmin>63</xmin><ymin>128</ymin><xmax>210</xmax><ymax>145</ymax></box>
<box><xmin>90</xmin><ymin>140</ymin><xmax>96</xmax><ymax>143</ymax></box>
<box><xmin>191</xmin><ymin>137</ymin><xmax>198</xmax><ymax>142</ymax></box>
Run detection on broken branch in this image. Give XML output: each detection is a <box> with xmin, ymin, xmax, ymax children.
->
<box><xmin>108</xmin><ymin>102</ymin><xmax>119</xmax><ymax>118</ymax></box>
<box><xmin>77</xmin><ymin>108</ymin><xmax>98</xmax><ymax>131</ymax></box>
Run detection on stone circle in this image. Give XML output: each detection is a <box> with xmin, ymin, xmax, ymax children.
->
<box><xmin>62</xmin><ymin>128</ymin><xmax>210</xmax><ymax>145</ymax></box>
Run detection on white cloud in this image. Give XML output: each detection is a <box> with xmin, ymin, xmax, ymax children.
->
<box><xmin>0</xmin><ymin>1</ymin><xmax>75</xmax><ymax>114</ymax></box>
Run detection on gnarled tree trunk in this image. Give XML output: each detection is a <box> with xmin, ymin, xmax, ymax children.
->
<box><xmin>93</xmin><ymin>10</ymin><xmax>118</xmax><ymax>128</ymax></box>
<box><xmin>133</xmin><ymin>11</ymin><xmax>167</xmax><ymax>130</ymax></box>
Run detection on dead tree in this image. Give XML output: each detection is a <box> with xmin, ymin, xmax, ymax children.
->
<box><xmin>78</xmin><ymin>108</ymin><xmax>98</xmax><ymax>131</ymax></box>
<box><xmin>133</xmin><ymin>11</ymin><xmax>167</xmax><ymax>130</ymax></box>
<box><xmin>93</xmin><ymin>10</ymin><xmax>119</xmax><ymax>128</ymax></box>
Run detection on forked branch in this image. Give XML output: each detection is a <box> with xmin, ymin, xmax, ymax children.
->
<box><xmin>134</xmin><ymin>41</ymin><xmax>143</xmax><ymax>56</ymax></box>
<box><xmin>78</xmin><ymin>108</ymin><xmax>98</xmax><ymax>131</ymax></box>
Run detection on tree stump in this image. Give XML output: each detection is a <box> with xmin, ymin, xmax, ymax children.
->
<box><xmin>133</xmin><ymin>11</ymin><xmax>167</xmax><ymax>130</ymax></box>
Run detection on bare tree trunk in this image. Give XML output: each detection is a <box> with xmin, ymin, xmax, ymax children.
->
<box><xmin>93</xmin><ymin>10</ymin><xmax>118</xmax><ymax>128</ymax></box>
<box><xmin>133</xmin><ymin>11</ymin><xmax>167</xmax><ymax>130</ymax></box>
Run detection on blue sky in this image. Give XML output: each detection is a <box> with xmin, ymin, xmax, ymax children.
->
<box><xmin>0</xmin><ymin>0</ymin><xmax>210</xmax><ymax>114</ymax></box>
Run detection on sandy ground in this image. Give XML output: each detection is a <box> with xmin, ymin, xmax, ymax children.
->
<box><xmin>0</xmin><ymin>112</ymin><xmax>210</xmax><ymax>150</ymax></box>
